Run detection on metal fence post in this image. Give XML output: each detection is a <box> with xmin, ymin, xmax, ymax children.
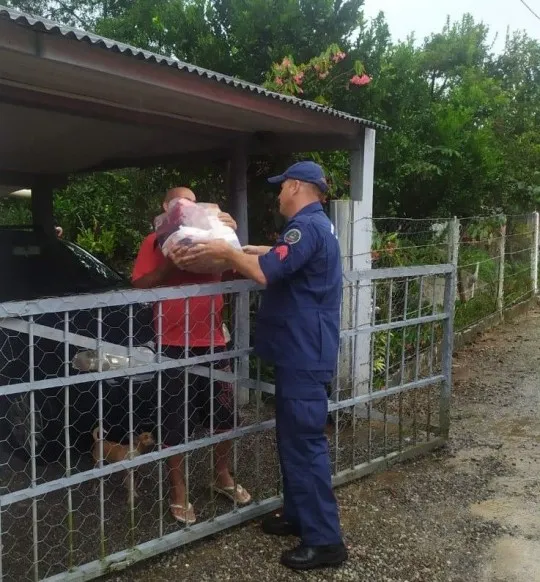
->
<box><xmin>497</xmin><ymin>218</ymin><xmax>507</xmax><ymax>317</ymax></box>
<box><xmin>531</xmin><ymin>211</ymin><xmax>539</xmax><ymax>295</ymax></box>
<box><xmin>229</xmin><ymin>142</ymin><xmax>250</xmax><ymax>406</ymax></box>
<box><xmin>439</xmin><ymin>266</ymin><xmax>457</xmax><ymax>439</ymax></box>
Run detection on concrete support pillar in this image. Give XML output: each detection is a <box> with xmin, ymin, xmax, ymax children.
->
<box><xmin>330</xmin><ymin>128</ymin><xmax>375</xmax><ymax>400</ymax></box>
<box><xmin>31</xmin><ymin>180</ymin><xmax>56</xmax><ymax>235</ymax></box>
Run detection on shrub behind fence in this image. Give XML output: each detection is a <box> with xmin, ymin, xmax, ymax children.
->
<box><xmin>371</xmin><ymin>212</ymin><xmax>540</xmax><ymax>332</ymax></box>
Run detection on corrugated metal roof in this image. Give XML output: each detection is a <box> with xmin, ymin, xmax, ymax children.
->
<box><xmin>0</xmin><ymin>5</ymin><xmax>389</xmax><ymax>131</ymax></box>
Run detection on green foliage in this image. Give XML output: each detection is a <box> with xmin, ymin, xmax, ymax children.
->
<box><xmin>454</xmin><ymin>292</ymin><xmax>497</xmax><ymax>331</ymax></box>
<box><xmin>76</xmin><ymin>222</ymin><xmax>117</xmax><ymax>261</ymax></box>
<box><xmin>2</xmin><ymin>1</ymin><xmax>540</xmax><ymax>273</ymax></box>
<box><xmin>4</xmin><ymin>3</ymin><xmax>539</xmax><ymax>216</ymax></box>
<box><xmin>0</xmin><ymin>197</ymin><xmax>32</xmax><ymax>226</ymax></box>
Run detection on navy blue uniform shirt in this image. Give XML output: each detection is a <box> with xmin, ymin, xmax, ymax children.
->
<box><xmin>254</xmin><ymin>202</ymin><xmax>342</xmax><ymax>372</ymax></box>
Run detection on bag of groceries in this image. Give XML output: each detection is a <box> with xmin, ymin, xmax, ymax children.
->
<box><xmin>154</xmin><ymin>197</ymin><xmax>241</xmax><ymax>273</ymax></box>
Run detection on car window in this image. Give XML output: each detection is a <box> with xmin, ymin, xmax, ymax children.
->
<box><xmin>62</xmin><ymin>241</ymin><xmax>124</xmax><ymax>286</ymax></box>
<box><xmin>0</xmin><ymin>230</ymin><xmax>126</xmax><ymax>302</ymax></box>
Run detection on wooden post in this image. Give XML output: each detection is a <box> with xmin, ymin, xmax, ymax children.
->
<box><xmin>531</xmin><ymin>211</ymin><xmax>539</xmax><ymax>295</ymax></box>
<box><xmin>497</xmin><ymin>219</ymin><xmax>507</xmax><ymax>317</ymax></box>
<box><xmin>230</xmin><ymin>143</ymin><xmax>249</xmax><ymax>246</ymax></box>
<box><xmin>448</xmin><ymin>217</ymin><xmax>460</xmax><ymax>268</ymax></box>
<box><xmin>228</xmin><ymin>143</ymin><xmax>250</xmax><ymax>406</ymax></box>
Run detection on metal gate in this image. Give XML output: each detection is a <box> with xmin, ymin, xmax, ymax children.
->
<box><xmin>0</xmin><ymin>264</ymin><xmax>455</xmax><ymax>582</ymax></box>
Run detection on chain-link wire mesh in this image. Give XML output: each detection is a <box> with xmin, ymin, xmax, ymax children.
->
<box><xmin>334</xmin><ymin>266</ymin><xmax>454</xmax><ymax>480</ymax></box>
<box><xmin>0</xmin><ymin>266</ymin><xmax>454</xmax><ymax>582</ymax></box>
<box><xmin>372</xmin><ymin>213</ymin><xmax>540</xmax><ymax>333</ymax></box>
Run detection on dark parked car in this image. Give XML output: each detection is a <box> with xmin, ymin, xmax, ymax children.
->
<box><xmin>0</xmin><ymin>226</ymin><xmax>157</xmax><ymax>463</ymax></box>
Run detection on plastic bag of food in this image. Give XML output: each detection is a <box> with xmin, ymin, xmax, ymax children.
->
<box><xmin>153</xmin><ymin>198</ymin><xmax>241</xmax><ymax>273</ymax></box>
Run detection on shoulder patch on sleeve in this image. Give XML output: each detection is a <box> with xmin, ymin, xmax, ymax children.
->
<box><xmin>274</xmin><ymin>244</ymin><xmax>289</xmax><ymax>261</ymax></box>
<box><xmin>283</xmin><ymin>228</ymin><xmax>302</xmax><ymax>245</ymax></box>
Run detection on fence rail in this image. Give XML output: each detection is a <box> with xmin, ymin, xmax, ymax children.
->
<box><xmin>0</xmin><ymin>264</ymin><xmax>455</xmax><ymax>582</ymax></box>
<box><xmin>370</xmin><ymin>212</ymin><xmax>540</xmax><ymax>332</ymax></box>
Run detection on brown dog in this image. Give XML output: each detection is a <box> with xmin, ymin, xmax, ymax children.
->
<box><xmin>91</xmin><ymin>427</ymin><xmax>155</xmax><ymax>500</ymax></box>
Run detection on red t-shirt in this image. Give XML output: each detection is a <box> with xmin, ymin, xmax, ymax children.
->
<box><xmin>131</xmin><ymin>233</ymin><xmax>225</xmax><ymax>347</ymax></box>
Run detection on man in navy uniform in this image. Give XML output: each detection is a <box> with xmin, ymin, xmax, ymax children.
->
<box><xmin>181</xmin><ymin>161</ymin><xmax>347</xmax><ymax>570</ymax></box>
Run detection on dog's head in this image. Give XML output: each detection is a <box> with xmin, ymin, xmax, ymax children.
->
<box><xmin>136</xmin><ymin>432</ymin><xmax>155</xmax><ymax>449</ymax></box>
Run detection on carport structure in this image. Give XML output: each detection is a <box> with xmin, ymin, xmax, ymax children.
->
<box><xmin>0</xmin><ymin>5</ymin><xmax>384</xmax><ymax>240</ymax></box>
<box><xmin>0</xmin><ymin>6</ymin><xmax>456</xmax><ymax>582</ymax></box>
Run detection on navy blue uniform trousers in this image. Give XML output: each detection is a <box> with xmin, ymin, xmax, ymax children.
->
<box><xmin>274</xmin><ymin>367</ymin><xmax>342</xmax><ymax>546</ymax></box>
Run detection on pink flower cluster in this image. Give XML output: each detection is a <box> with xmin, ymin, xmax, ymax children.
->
<box><xmin>332</xmin><ymin>51</ymin><xmax>347</xmax><ymax>63</ymax></box>
<box><xmin>350</xmin><ymin>74</ymin><xmax>371</xmax><ymax>86</ymax></box>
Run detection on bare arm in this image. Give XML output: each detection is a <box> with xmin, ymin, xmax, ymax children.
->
<box><xmin>225</xmin><ymin>250</ymin><xmax>267</xmax><ymax>285</ymax></box>
<box><xmin>132</xmin><ymin>259</ymin><xmax>176</xmax><ymax>289</ymax></box>
<box><xmin>242</xmin><ymin>245</ymin><xmax>272</xmax><ymax>256</ymax></box>
<box><xmin>177</xmin><ymin>242</ymin><xmax>267</xmax><ymax>286</ymax></box>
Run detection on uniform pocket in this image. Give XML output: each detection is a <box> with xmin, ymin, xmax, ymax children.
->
<box><xmin>281</xmin><ymin>399</ymin><xmax>328</xmax><ymax>438</ymax></box>
<box><xmin>318</xmin><ymin>311</ymin><xmax>338</xmax><ymax>365</ymax></box>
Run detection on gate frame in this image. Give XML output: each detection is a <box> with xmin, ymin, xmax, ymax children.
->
<box><xmin>0</xmin><ymin>263</ymin><xmax>455</xmax><ymax>582</ymax></box>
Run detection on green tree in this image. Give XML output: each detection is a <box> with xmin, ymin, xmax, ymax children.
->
<box><xmin>3</xmin><ymin>2</ymin><xmax>540</xmax><ymax>267</ymax></box>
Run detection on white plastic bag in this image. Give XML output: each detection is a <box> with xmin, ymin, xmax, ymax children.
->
<box><xmin>154</xmin><ymin>198</ymin><xmax>241</xmax><ymax>273</ymax></box>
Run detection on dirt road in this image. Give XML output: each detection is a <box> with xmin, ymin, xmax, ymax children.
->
<box><xmin>106</xmin><ymin>307</ymin><xmax>540</xmax><ymax>582</ymax></box>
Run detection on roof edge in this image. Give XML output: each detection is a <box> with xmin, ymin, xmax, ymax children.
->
<box><xmin>0</xmin><ymin>5</ymin><xmax>390</xmax><ymax>132</ymax></box>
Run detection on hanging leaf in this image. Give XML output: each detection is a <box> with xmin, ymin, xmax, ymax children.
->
<box><xmin>354</xmin><ymin>60</ymin><xmax>365</xmax><ymax>75</ymax></box>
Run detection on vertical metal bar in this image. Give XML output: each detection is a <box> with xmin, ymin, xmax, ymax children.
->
<box><xmin>412</xmin><ymin>277</ymin><xmax>424</xmax><ymax>445</ymax></box>
<box><xmin>349</xmin><ymin>279</ymin><xmax>358</xmax><ymax>400</ymax></box>
<box><xmin>429</xmin><ymin>278</ymin><xmax>437</xmax><ymax>376</ymax></box>
<box><xmin>231</xmin><ymin>292</ymin><xmax>238</xmax><ymax>514</ymax></box>
<box><xmin>29</xmin><ymin>316</ymin><xmax>38</xmax><ymax>582</ymax></box>
<box><xmin>383</xmin><ymin>279</ymin><xmax>393</xmax><ymax>456</ymax></box>
<box><xmin>399</xmin><ymin>279</ymin><xmax>409</xmax><ymax>451</ymax></box>
<box><xmin>440</xmin><ymin>268</ymin><xmax>457</xmax><ymax>438</ymax></box>
<box><xmin>156</xmin><ymin>301</ymin><xmax>164</xmax><ymax>539</ymax></box>
<box><xmin>237</xmin><ymin>294</ymin><xmax>253</xmax><ymax>496</ymax></box>
<box><xmin>97</xmin><ymin>308</ymin><xmax>105</xmax><ymax>559</ymax></box>
<box><xmin>333</xmin><ymin>370</ymin><xmax>340</xmax><ymax>475</ymax></box>
<box><xmin>427</xmin><ymin>279</ymin><xmax>437</xmax><ymax>441</ymax></box>
<box><xmin>351</xmin><ymin>279</ymin><xmax>360</xmax><ymax>468</ymax></box>
<box><xmin>333</xmin><ymin>284</ymin><xmax>343</xmax><ymax>474</ymax></box>
<box><xmin>0</xmin><ymin>499</ymin><xmax>3</xmax><ymax>582</ymax></box>
<box><xmin>367</xmin><ymin>281</ymin><xmax>377</xmax><ymax>461</ymax></box>
<box><xmin>128</xmin><ymin>305</ymin><xmax>135</xmax><ymax>545</ymax></box>
<box><xmin>255</xmin><ymin>353</ymin><xmax>262</xmax><ymax>497</ymax></box>
<box><xmin>415</xmin><ymin>277</ymin><xmax>424</xmax><ymax>379</ymax></box>
<box><xmin>183</xmin><ymin>299</ymin><xmax>191</xmax><ymax>522</ymax></box>
<box><xmin>63</xmin><ymin>312</ymin><xmax>74</xmax><ymax>569</ymax></box>
<box><xmin>209</xmin><ymin>296</ymin><xmax>215</xmax><ymax>511</ymax></box>
<box><xmin>403</xmin><ymin>278</ymin><xmax>410</xmax><ymax>322</ymax></box>
<box><xmin>334</xmin><ymin>276</ymin><xmax>348</xmax><ymax>474</ymax></box>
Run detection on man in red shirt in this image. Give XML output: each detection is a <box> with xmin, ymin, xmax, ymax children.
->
<box><xmin>132</xmin><ymin>186</ymin><xmax>251</xmax><ymax>525</ymax></box>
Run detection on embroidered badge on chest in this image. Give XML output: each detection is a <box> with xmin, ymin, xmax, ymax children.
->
<box><xmin>283</xmin><ymin>228</ymin><xmax>302</xmax><ymax>245</ymax></box>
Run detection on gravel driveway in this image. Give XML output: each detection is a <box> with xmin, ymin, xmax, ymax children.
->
<box><xmin>103</xmin><ymin>305</ymin><xmax>540</xmax><ymax>582</ymax></box>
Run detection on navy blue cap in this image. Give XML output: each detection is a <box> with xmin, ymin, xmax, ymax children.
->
<box><xmin>268</xmin><ymin>161</ymin><xmax>328</xmax><ymax>194</ymax></box>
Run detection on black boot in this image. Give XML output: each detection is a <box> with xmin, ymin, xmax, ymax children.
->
<box><xmin>261</xmin><ymin>513</ymin><xmax>301</xmax><ymax>537</ymax></box>
<box><xmin>280</xmin><ymin>543</ymin><xmax>348</xmax><ymax>570</ymax></box>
